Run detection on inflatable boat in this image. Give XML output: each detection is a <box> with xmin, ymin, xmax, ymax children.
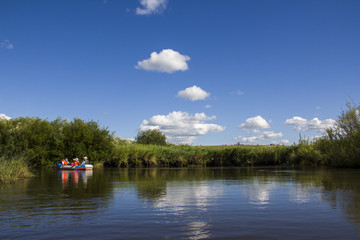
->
<box><xmin>57</xmin><ymin>164</ymin><xmax>93</xmax><ymax>170</ymax></box>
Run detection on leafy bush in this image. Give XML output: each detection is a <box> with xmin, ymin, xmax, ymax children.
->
<box><xmin>135</xmin><ymin>129</ymin><xmax>166</xmax><ymax>146</ymax></box>
<box><xmin>0</xmin><ymin>117</ymin><xmax>114</xmax><ymax>166</ymax></box>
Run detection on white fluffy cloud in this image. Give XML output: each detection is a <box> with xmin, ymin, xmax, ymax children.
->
<box><xmin>0</xmin><ymin>40</ymin><xmax>13</xmax><ymax>50</ymax></box>
<box><xmin>235</xmin><ymin>130</ymin><xmax>283</xmax><ymax>144</ymax></box>
<box><xmin>0</xmin><ymin>113</ymin><xmax>11</xmax><ymax>120</ymax></box>
<box><xmin>140</xmin><ymin>111</ymin><xmax>225</xmax><ymax>144</ymax></box>
<box><xmin>280</xmin><ymin>139</ymin><xmax>290</xmax><ymax>145</ymax></box>
<box><xmin>205</xmin><ymin>105</ymin><xmax>211</xmax><ymax>109</ymax></box>
<box><xmin>136</xmin><ymin>49</ymin><xmax>190</xmax><ymax>73</ymax></box>
<box><xmin>177</xmin><ymin>86</ymin><xmax>210</xmax><ymax>101</ymax></box>
<box><xmin>238</xmin><ymin>116</ymin><xmax>270</xmax><ymax>129</ymax></box>
<box><xmin>284</xmin><ymin>116</ymin><xmax>336</xmax><ymax>132</ymax></box>
<box><xmin>136</xmin><ymin>0</ymin><xmax>167</xmax><ymax>15</ymax></box>
<box><xmin>232</xmin><ymin>90</ymin><xmax>244</xmax><ymax>95</ymax></box>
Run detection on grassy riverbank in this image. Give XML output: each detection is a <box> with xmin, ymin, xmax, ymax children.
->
<box><xmin>105</xmin><ymin>138</ymin><xmax>344</xmax><ymax>168</ymax></box>
<box><xmin>106</xmin><ymin>143</ymin><xmax>297</xmax><ymax>167</ymax></box>
<box><xmin>0</xmin><ymin>156</ymin><xmax>33</xmax><ymax>184</ymax></box>
<box><xmin>0</xmin><ymin>102</ymin><xmax>359</xmax><ymax>183</ymax></box>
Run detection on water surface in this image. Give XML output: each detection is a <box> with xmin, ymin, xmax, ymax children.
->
<box><xmin>1</xmin><ymin>167</ymin><xmax>359</xmax><ymax>239</ymax></box>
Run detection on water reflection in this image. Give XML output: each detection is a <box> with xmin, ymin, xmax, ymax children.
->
<box><xmin>185</xmin><ymin>221</ymin><xmax>211</xmax><ymax>240</ymax></box>
<box><xmin>1</xmin><ymin>167</ymin><xmax>360</xmax><ymax>239</ymax></box>
<box><xmin>59</xmin><ymin>170</ymin><xmax>93</xmax><ymax>189</ymax></box>
<box><xmin>247</xmin><ymin>180</ymin><xmax>275</xmax><ymax>207</ymax></box>
<box><xmin>154</xmin><ymin>182</ymin><xmax>223</xmax><ymax>212</ymax></box>
<box><xmin>289</xmin><ymin>184</ymin><xmax>313</xmax><ymax>204</ymax></box>
<box><xmin>0</xmin><ymin>168</ymin><xmax>114</xmax><ymax>232</ymax></box>
<box><xmin>132</xmin><ymin>168</ymin><xmax>360</xmax><ymax>238</ymax></box>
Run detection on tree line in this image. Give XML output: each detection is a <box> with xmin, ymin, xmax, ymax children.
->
<box><xmin>0</xmin><ymin>117</ymin><xmax>113</xmax><ymax>167</ymax></box>
<box><xmin>0</xmin><ymin>102</ymin><xmax>359</xmax><ymax>171</ymax></box>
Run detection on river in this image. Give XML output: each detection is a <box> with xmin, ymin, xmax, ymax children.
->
<box><xmin>0</xmin><ymin>167</ymin><xmax>359</xmax><ymax>239</ymax></box>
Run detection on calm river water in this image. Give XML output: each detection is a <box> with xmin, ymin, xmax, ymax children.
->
<box><xmin>0</xmin><ymin>167</ymin><xmax>360</xmax><ymax>239</ymax></box>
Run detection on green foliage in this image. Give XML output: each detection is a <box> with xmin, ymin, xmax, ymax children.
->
<box><xmin>0</xmin><ymin>156</ymin><xmax>33</xmax><ymax>184</ymax></box>
<box><xmin>316</xmin><ymin>102</ymin><xmax>360</xmax><ymax>167</ymax></box>
<box><xmin>113</xmin><ymin>137</ymin><xmax>135</xmax><ymax>145</ymax></box>
<box><xmin>0</xmin><ymin>117</ymin><xmax>114</xmax><ymax>167</ymax></box>
<box><xmin>1</xmin><ymin>101</ymin><xmax>359</xmax><ymax>172</ymax></box>
<box><xmin>289</xmin><ymin>141</ymin><xmax>323</xmax><ymax>166</ymax></box>
<box><xmin>135</xmin><ymin>129</ymin><xmax>166</xmax><ymax>146</ymax></box>
<box><xmin>106</xmin><ymin>143</ymin><xmax>295</xmax><ymax>168</ymax></box>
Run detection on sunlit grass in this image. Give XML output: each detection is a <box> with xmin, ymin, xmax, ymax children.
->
<box><xmin>0</xmin><ymin>156</ymin><xmax>33</xmax><ymax>184</ymax></box>
<box><xmin>106</xmin><ymin>143</ymin><xmax>296</xmax><ymax>167</ymax></box>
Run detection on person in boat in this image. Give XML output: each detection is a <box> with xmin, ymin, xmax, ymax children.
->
<box><xmin>61</xmin><ymin>158</ymin><xmax>69</xmax><ymax>165</ymax></box>
<box><xmin>73</xmin><ymin>158</ymin><xmax>80</xmax><ymax>166</ymax></box>
<box><xmin>81</xmin><ymin>156</ymin><xmax>88</xmax><ymax>165</ymax></box>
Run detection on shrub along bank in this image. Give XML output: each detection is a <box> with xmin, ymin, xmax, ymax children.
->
<box><xmin>0</xmin><ymin>117</ymin><xmax>113</xmax><ymax>167</ymax></box>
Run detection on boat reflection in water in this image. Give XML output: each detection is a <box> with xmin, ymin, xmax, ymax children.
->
<box><xmin>59</xmin><ymin>169</ymin><xmax>93</xmax><ymax>189</ymax></box>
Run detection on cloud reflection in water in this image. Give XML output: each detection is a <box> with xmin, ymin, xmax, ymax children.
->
<box><xmin>152</xmin><ymin>182</ymin><xmax>223</xmax><ymax>239</ymax></box>
<box><xmin>153</xmin><ymin>182</ymin><xmax>224</xmax><ymax>213</ymax></box>
<box><xmin>247</xmin><ymin>180</ymin><xmax>276</xmax><ymax>207</ymax></box>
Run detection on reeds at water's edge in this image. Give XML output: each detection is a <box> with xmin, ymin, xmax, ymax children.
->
<box><xmin>105</xmin><ymin>144</ymin><xmax>296</xmax><ymax>167</ymax></box>
<box><xmin>0</xmin><ymin>155</ymin><xmax>33</xmax><ymax>184</ymax></box>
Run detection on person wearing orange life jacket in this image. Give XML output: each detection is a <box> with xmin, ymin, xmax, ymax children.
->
<box><xmin>62</xmin><ymin>158</ymin><xmax>69</xmax><ymax>165</ymax></box>
<box><xmin>73</xmin><ymin>158</ymin><xmax>80</xmax><ymax>166</ymax></box>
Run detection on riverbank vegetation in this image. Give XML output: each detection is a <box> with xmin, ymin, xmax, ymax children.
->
<box><xmin>0</xmin><ymin>102</ymin><xmax>359</xmax><ymax>183</ymax></box>
<box><xmin>0</xmin><ymin>156</ymin><xmax>33</xmax><ymax>184</ymax></box>
<box><xmin>0</xmin><ymin>117</ymin><xmax>113</xmax><ymax>183</ymax></box>
<box><xmin>106</xmin><ymin>143</ymin><xmax>296</xmax><ymax>167</ymax></box>
<box><xmin>316</xmin><ymin>102</ymin><xmax>360</xmax><ymax>167</ymax></box>
<box><xmin>0</xmin><ymin>117</ymin><xmax>113</xmax><ymax>167</ymax></box>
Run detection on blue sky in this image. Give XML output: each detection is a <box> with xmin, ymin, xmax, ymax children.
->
<box><xmin>1</xmin><ymin>0</ymin><xmax>359</xmax><ymax>145</ymax></box>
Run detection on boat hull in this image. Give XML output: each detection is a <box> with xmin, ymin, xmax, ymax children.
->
<box><xmin>57</xmin><ymin>164</ymin><xmax>93</xmax><ymax>170</ymax></box>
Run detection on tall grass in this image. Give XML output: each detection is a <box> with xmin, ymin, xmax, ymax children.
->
<box><xmin>0</xmin><ymin>155</ymin><xmax>33</xmax><ymax>184</ymax></box>
<box><xmin>105</xmin><ymin>144</ymin><xmax>296</xmax><ymax>167</ymax></box>
<box><xmin>315</xmin><ymin>102</ymin><xmax>360</xmax><ymax>167</ymax></box>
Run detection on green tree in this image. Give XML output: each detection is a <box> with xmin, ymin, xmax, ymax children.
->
<box><xmin>63</xmin><ymin>118</ymin><xmax>114</xmax><ymax>162</ymax></box>
<box><xmin>136</xmin><ymin>129</ymin><xmax>166</xmax><ymax>146</ymax></box>
<box><xmin>0</xmin><ymin>117</ymin><xmax>114</xmax><ymax>166</ymax></box>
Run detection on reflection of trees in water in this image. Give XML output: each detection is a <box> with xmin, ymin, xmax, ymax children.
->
<box><xmin>269</xmin><ymin>169</ymin><xmax>360</xmax><ymax>227</ymax></box>
<box><xmin>0</xmin><ymin>168</ymin><xmax>115</xmax><ymax>225</ymax></box>
<box><xmin>131</xmin><ymin>168</ymin><xmax>360</xmax><ymax>230</ymax></box>
<box><xmin>246</xmin><ymin>169</ymin><xmax>360</xmax><ymax>228</ymax></box>
<box><xmin>297</xmin><ymin>170</ymin><xmax>360</xmax><ymax>226</ymax></box>
<box><xmin>129</xmin><ymin>168</ymin><xmax>225</xmax><ymax>240</ymax></box>
<box><xmin>1</xmin><ymin>167</ymin><xmax>359</xmax><ymax>233</ymax></box>
<box><xmin>126</xmin><ymin>168</ymin><xmax>227</xmax><ymax>202</ymax></box>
